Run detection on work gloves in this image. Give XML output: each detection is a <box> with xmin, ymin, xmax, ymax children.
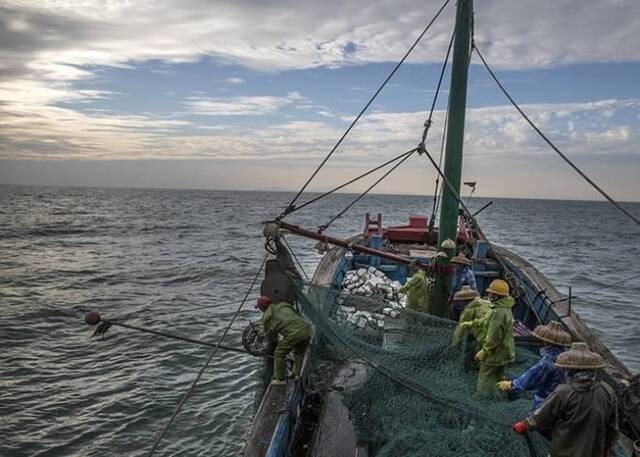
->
<box><xmin>474</xmin><ymin>349</ymin><xmax>487</xmax><ymax>362</ymax></box>
<box><xmin>512</xmin><ymin>421</ymin><xmax>529</xmax><ymax>435</ymax></box>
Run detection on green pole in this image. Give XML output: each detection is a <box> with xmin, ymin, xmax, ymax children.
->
<box><xmin>432</xmin><ymin>0</ymin><xmax>473</xmax><ymax>318</ymax></box>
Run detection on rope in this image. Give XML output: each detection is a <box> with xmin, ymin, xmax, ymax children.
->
<box><xmin>523</xmin><ymin>431</ymin><xmax>539</xmax><ymax>457</ymax></box>
<box><xmin>147</xmin><ymin>253</ymin><xmax>268</xmax><ymax>456</ymax></box>
<box><xmin>422</xmin><ymin>26</ymin><xmax>455</xmax><ymax>226</ymax></box>
<box><xmin>94</xmin><ymin>319</ymin><xmax>272</xmax><ymax>358</ymax></box>
<box><xmin>319</xmin><ymin>148</ymin><xmax>418</xmax><ymax>232</ymax></box>
<box><xmin>154</xmin><ymin>300</ymin><xmax>244</xmax><ymax>319</ymax></box>
<box><xmin>418</xmin><ymin>145</ymin><xmax>511</xmax><ymax>275</ymax></box>
<box><xmin>473</xmin><ymin>44</ymin><xmax>640</xmax><ymax>228</ymax></box>
<box><xmin>281</xmin><ymin>235</ymin><xmax>311</xmax><ymax>282</ymax></box>
<box><xmin>281</xmin><ymin>148</ymin><xmax>416</xmax><ymax>217</ymax></box>
<box><xmin>421</xmin><ymin>24</ymin><xmax>456</xmax><ymax>146</ymax></box>
<box><xmin>280</xmin><ymin>0</ymin><xmax>452</xmax><ymax>217</ymax></box>
<box><xmin>431</xmin><ymin>93</ymin><xmax>451</xmax><ymax>224</ymax></box>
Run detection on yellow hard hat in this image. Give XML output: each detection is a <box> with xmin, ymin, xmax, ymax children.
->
<box><xmin>486</xmin><ymin>279</ymin><xmax>509</xmax><ymax>296</ymax></box>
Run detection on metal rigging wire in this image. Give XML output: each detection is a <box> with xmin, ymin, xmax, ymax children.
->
<box><xmin>281</xmin><ymin>235</ymin><xmax>311</xmax><ymax>282</ymax></box>
<box><xmin>434</xmin><ymin>34</ymin><xmax>475</xmax><ymax>223</ymax></box>
<box><xmin>422</xmin><ymin>23</ymin><xmax>456</xmax><ymax>145</ymax></box>
<box><xmin>473</xmin><ymin>44</ymin><xmax>640</xmax><ymax>228</ymax></box>
<box><xmin>147</xmin><ymin>253</ymin><xmax>268</xmax><ymax>456</ymax></box>
<box><xmin>418</xmin><ymin>25</ymin><xmax>455</xmax><ymax>225</ymax></box>
<box><xmin>282</xmin><ymin>147</ymin><xmax>417</xmax><ymax>217</ymax></box>
<box><xmin>280</xmin><ymin>0</ymin><xmax>452</xmax><ymax>218</ymax></box>
<box><xmin>318</xmin><ymin>148</ymin><xmax>418</xmax><ymax>232</ymax></box>
<box><xmin>431</xmin><ymin>92</ymin><xmax>451</xmax><ymax>223</ymax></box>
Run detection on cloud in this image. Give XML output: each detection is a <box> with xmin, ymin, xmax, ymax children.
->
<box><xmin>0</xmin><ymin>80</ymin><xmax>190</xmax><ymax>159</ymax></box>
<box><xmin>1</xmin><ymin>76</ymin><xmax>638</xmax><ymax>163</ymax></box>
<box><xmin>0</xmin><ymin>0</ymin><xmax>638</xmax><ymax>86</ymax></box>
<box><xmin>0</xmin><ymin>0</ymin><xmax>639</xmax><ymax>177</ymax></box>
<box><xmin>182</xmin><ymin>91</ymin><xmax>306</xmax><ymax>116</ymax></box>
<box><xmin>222</xmin><ymin>77</ymin><xmax>245</xmax><ymax>84</ymax></box>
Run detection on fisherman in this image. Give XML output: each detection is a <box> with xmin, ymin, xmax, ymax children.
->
<box><xmin>513</xmin><ymin>342</ymin><xmax>618</xmax><ymax>457</ymax></box>
<box><xmin>450</xmin><ymin>285</ymin><xmax>480</xmax><ymax>322</ymax></box>
<box><xmin>497</xmin><ymin>321</ymin><xmax>571</xmax><ymax>412</ymax></box>
<box><xmin>460</xmin><ymin>278</ymin><xmax>515</xmax><ymax>398</ymax></box>
<box><xmin>399</xmin><ymin>260</ymin><xmax>429</xmax><ymax>313</ymax></box>
<box><xmin>450</xmin><ymin>252</ymin><xmax>476</xmax><ymax>296</ymax></box>
<box><xmin>256</xmin><ymin>295</ymin><xmax>312</xmax><ymax>386</ymax></box>
<box><xmin>451</xmin><ymin>286</ymin><xmax>490</xmax><ymax>346</ymax></box>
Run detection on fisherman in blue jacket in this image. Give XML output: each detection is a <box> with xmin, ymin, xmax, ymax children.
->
<box><xmin>450</xmin><ymin>252</ymin><xmax>476</xmax><ymax>296</ymax></box>
<box><xmin>497</xmin><ymin>321</ymin><xmax>571</xmax><ymax>412</ymax></box>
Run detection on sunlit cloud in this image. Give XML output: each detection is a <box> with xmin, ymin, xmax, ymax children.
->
<box><xmin>0</xmin><ymin>0</ymin><xmax>638</xmax><ymax>199</ymax></box>
<box><xmin>183</xmin><ymin>92</ymin><xmax>306</xmax><ymax>116</ymax></box>
<box><xmin>222</xmin><ymin>77</ymin><xmax>246</xmax><ymax>84</ymax></box>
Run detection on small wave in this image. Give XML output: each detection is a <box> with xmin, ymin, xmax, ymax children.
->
<box><xmin>1</xmin><ymin>226</ymin><xmax>99</xmax><ymax>239</ymax></box>
<box><xmin>137</xmin><ymin>224</ymin><xmax>202</xmax><ymax>233</ymax></box>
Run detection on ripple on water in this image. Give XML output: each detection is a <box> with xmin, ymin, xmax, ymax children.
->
<box><xmin>1</xmin><ymin>187</ymin><xmax>638</xmax><ymax>456</ymax></box>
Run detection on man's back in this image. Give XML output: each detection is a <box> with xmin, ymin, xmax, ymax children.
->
<box><xmin>261</xmin><ymin>302</ymin><xmax>311</xmax><ymax>340</ymax></box>
<box><xmin>530</xmin><ymin>371</ymin><xmax>618</xmax><ymax>457</ymax></box>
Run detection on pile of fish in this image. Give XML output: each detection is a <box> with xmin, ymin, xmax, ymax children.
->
<box><xmin>335</xmin><ymin>267</ymin><xmax>407</xmax><ymax>330</ymax></box>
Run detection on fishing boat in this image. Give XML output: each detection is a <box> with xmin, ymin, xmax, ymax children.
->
<box><xmin>236</xmin><ymin>0</ymin><xmax>640</xmax><ymax>456</ymax></box>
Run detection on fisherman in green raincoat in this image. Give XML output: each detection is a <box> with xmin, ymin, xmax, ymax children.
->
<box><xmin>399</xmin><ymin>261</ymin><xmax>429</xmax><ymax>313</ymax></box>
<box><xmin>256</xmin><ymin>295</ymin><xmax>312</xmax><ymax>386</ymax></box>
<box><xmin>461</xmin><ymin>278</ymin><xmax>515</xmax><ymax>398</ymax></box>
<box><xmin>451</xmin><ymin>286</ymin><xmax>490</xmax><ymax>346</ymax></box>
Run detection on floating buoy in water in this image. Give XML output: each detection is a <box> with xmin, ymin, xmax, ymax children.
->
<box><xmin>85</xmin><ymin>311</ymin><xmax>101</xmax><ymax>326</ymax></box>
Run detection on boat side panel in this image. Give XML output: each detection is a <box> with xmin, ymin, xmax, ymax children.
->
<box><xmin>496</xmin><ymin>246</ymin><xmax>631</xmax><ymax>380</ymax></box>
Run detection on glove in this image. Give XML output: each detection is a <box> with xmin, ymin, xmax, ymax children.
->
<box><xmin>474</xmin><ymin>349</ymin><xmax>487</xmax><ymax>362</ymax></box>
<box><xmin>497</xmin><ymin>380</ymin><xmax>512</xmax><ymax>391</ymax></box>
<box><xmin>459</xmin><ymin>321</ymin><xmax>473</xmax><ymax>329</ymax></box>
<box><xmin>512</xmin><ymin>421</ymin><xmax>529</xmax><ymax>435</ymax></box>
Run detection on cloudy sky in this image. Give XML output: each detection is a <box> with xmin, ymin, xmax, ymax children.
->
<box><xmin>0</xmin><ymin>0</ymin><xmax>639</xmax><ymax>200</ymax></box>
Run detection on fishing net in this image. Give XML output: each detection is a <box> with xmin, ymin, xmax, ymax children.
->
<box><xmin>296</xmin><ymin>281</ymin><xmax>635</xmax><ymax>457</ymax></box>
<box><xmin>297</xmin><ymin>281</ymin><xmax>550</xmax><ymax>457</ymax></box>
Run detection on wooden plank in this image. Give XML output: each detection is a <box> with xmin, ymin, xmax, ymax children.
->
<box><xmin>408</xmin><ymin>248</ymin><xmax>437</xmax><ymax>258</ymax></box>
<box><xmin>238</xmin><ymin>382</ymin><xmax>290</xmax><ymax>457</ymax></box>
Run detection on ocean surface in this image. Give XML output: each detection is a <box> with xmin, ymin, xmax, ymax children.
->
<box><xmin>1</xmin><ymin>185</ymin><xmax>639</xmax><ymax>457</ymax></box>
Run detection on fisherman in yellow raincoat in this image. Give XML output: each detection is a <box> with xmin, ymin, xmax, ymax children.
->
<box><xmin>399</xmin><ymin>260</ymin><xmax>429</xmax><ymax>313</ymax></box>
<box><xmin>460</xmin><ymin>279</ymin><xmax>515</xmax><ymax>398</ymax></box>
<box><xmin>256</xmin><ymin>295</ymin><xmax>312</xmax><ymax>386</ymax></box>
<box><xmin>451</xmin><ymin>286</ymin><xmax>490</xmax><ymax>347</ymax></box>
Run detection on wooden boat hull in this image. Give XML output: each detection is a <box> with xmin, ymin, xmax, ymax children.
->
<box><xmin>239</xmin><ymin>237</ymin><xmax>634</xmax><ymax>457</ymax></box>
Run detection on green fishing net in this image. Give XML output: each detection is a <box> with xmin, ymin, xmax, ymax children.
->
<box><xmin>297</xmin><ymin>282</ymin><xmax>635</xmax><ymax>456</ymax></box>
<box><xmin>296</xmin><ymin>282</ymin><xmax>563</xmax><ymax>457</ymax></box>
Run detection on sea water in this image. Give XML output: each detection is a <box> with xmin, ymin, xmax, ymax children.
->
<box><xmin>1</xmin><ymin>185</ymin><xmax>638</xmax><ymax>456</ymax></box>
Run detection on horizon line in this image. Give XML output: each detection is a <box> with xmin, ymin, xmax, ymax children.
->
<box><xmin>2</xmin><ymin>183</ymin><xmax>639</xmax><ymax>204</ymax></box>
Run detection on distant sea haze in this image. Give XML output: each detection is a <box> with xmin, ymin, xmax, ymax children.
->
<box><xmin>1</xmin><ymin>185</ymin><xmax>638</xmax><ymax>456</ymax></box>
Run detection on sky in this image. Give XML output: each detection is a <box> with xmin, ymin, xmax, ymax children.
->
<box><xmin>0</xmin><ymin>0</ymin><xmax>639</xmax><ymax>201</ymax></box>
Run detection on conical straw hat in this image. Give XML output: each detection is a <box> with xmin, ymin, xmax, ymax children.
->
<box><xmin>555</xmin><ymin>342</ymin><xmax>606</xmax><ymax>369</ymax></box>
<box><xmin>453</xmin><ymin>286</ymin><xmax>479</xmax><ymax>301</ymax></box>
<box><xmin>451</xmin><ymin>253</ymin><xmax>471</xmax><ymax>266</ymax></box>
<box><xmin>532</xmin><ymin>321</ymin><xmax>572</xmax><ymax>347</ymax></box>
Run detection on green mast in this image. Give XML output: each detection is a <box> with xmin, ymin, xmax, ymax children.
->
<box><xmin>431</xmin><ymin>0</ymin><xmax>473</xmax><ymax>318</ymax></box>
